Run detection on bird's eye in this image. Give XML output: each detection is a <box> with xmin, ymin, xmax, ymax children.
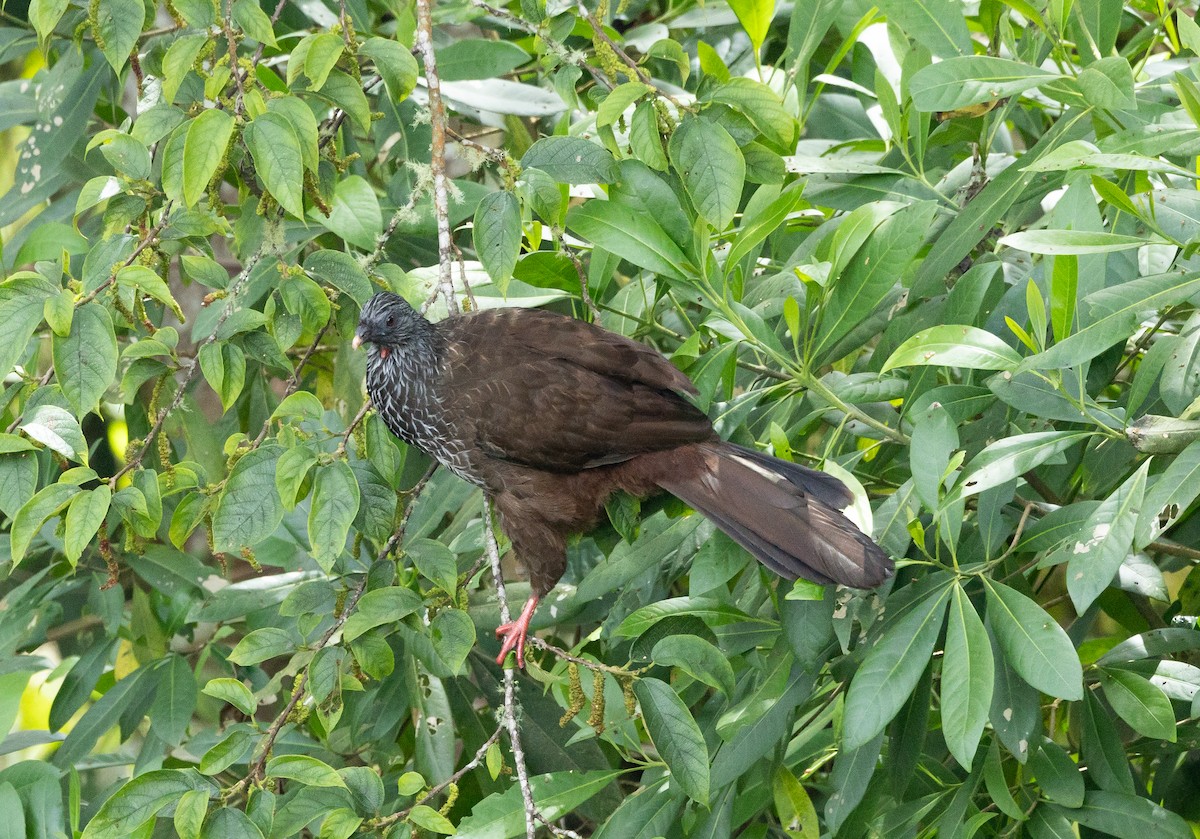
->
<box><xmin>386</xmin><ymin>315</ymin><xmax>395</xmax><ymax>327</ymax></box>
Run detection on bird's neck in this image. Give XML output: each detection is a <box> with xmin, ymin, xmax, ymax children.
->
<box><xmin>398</xmin><ymin>317</ymin><xmax>446</xmax><ymax>368</ymax></box>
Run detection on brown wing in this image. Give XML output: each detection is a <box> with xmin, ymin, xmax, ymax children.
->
<box><xmin>437</xmin><ymin>308</ymin><xmax>712</xmax><ymax>472</ymax></box>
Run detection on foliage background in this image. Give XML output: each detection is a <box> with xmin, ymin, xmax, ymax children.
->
<box><xmin>2</xmin><ymin>0</ymin><xmax>1200</xmax><ymax>836</ymax></box>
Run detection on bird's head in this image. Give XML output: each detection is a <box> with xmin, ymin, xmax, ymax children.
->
<box><xmin>353</xmin><ymin>291</ymin><xmax>427</xmax><ymax>359</ymax></box>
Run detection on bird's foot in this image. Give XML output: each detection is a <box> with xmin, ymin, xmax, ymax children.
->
<box><xmin>495</xmin><ymin>595</ymin><xmax>540</xmax><ymax>669</ymax></box>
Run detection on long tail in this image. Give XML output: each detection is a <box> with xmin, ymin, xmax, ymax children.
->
<box><xmin>656</xmin><ymin>442</ymin><xmax>893</xmax><ymax>588</ymax></box>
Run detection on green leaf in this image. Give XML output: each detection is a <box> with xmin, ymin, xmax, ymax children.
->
<box><xmin>116</xmin><ymin>265</ymin><xmax>185</xmax><ymax>320</ymax></box>
<box><xmin>265</xmin><ymin>96</ymin><xmax>320</xmax><ymax>173</ymax></box>
<box><xmin>51</xmin><ymin>302</ymin><xmax>116</xmax><ymax>417</ymax></box>
<box><xmin>265</xmin><ymin>755</ymin><xmax>347</xmax><ymax>789</ymax></box>
<box><xmin>882</xmin><ymin>325</ymin><xmax>1023</xmax><ymax>373</ymax></box>
<box><xmin>825</xmin><ymin>730</ymin><xmax>883</xmax><ymax>834</ymax></box>
<box><xmin>276</xmin><ymin>444</ymin><xmax>318</xmax><ymax>509</ymax></box>
<box><xmin>773</xmin><ymin>767</ymin><xmax>818</xmax><ymax>838</ymax></box>
<box><xmin>726</xmin><ymin>181</ymin><xmax>805</xmax><ymax>272</ymax></box>
<box><xmin>94</xmin><ymin>0</ymin><xmax>144</xmax><ymax>73</ymax></box>
<box><xmin>360</xmin><ymin>37</ymin><xmax>419</xmax><ymax>102</ymax></box>
<box><xmin>198</xmin><ymin>729</ymin><xmax>256</xmax><ymax>777</ymax></box>
<box><xmin>86</xmin><ymin>129</ymin><xmax>151</xmax><ymax>180</ymax></box>
<box><xmin>232</xmin><ymin>0</ymin><xmax>276</xmax><ymax>45</ymax></box>
<box><xmin>49</xmin><ymin>638</ymin><xmax>115</xmax><ymax>732</ymax></box>
<box><xmin>302</xmin><ymin>32</ymin><xmax>344</xmax><ymax>90</ymax></box>
<box><xmin>198</xmin><ymin>342</ymin><xmax>246</xmax><ymax>412</ymax></box>
<box><xmin>942</xmin><ymin>585</ymin><xmax>994</xmax><ymax>768</ymax></box>
<box><xmin>173</xmin><ymin>789</ymin><xmax>208</xmax><ymax>839</ymax></box>
<box><xmin>11</xmin><ymin>481</ymin><xmax>78</xmax><ymax>565</ymax></box>
<box><xmin>1098</xmin><ymin>667</ymin><xmax>1176</xmax><ymax>741</ymax></box>
<box><xmin>29</xmin><ymin>0</ymin><xmax>69</xmax><ymax>43</ymax></box>
<box><xmin>270</xmin><ymin>391</ymin><xmax>325</xmax><ymax>423</ymax></box>
<box><xmin>212</xmin><ymin>445</ymin><xmax>285</xmax><ymax>554</ymax></box>
<box><xmin>21</xmin><ymin>404</ymin><xmax>89</xmax><ymax>463</ymax></box>
<box><xmin>0</xmin><ymin>454</ymin><xmax>39</xmax><ymax>520</ymax></box>
<box><xmin>228</xmin><ymin>627</ymin><xmax>295</xmax><ymax>666</ymax></box>
<box><xmin>597</xmin><ymin>81</ymin><xmax>652</xmax><ymax>127</ymax></box>
<box><xmin>984</xmin><ymin>579</ymin><xmax>1082</xmax><ymax>700</ymax></box>
<box><xmin>651</xmin><ymin>634</ymin><xmax>736</xmax><ymax>696</ymax></box>
<box><xmin>406</xmin><ymin>538</ymin><xmax>459</xmax><ymax>595</ymax></box>
<box><xmin>314</xmin><ymin>175</ymin><xmax>381</xmax><ymax>249</ymax></box>
<box><xmin>521</xmin><ymin>137</ymin><xmax>619</xmax><ymax>184</ymax></box>
<box><xmin>566</xmin><ymin>201</ymin><xmax>689</xmax><ymax>280</ymax></box>
<box><xmin>245</xmin><ymin>113</ymin><xmax>305</xmax><ymax>219</ymax></box>
<box><xmin>876</xmin><ymin>0</ymin><xmax>972</xmax><ymax>57</ymax></box>
<box><xmin>408</xmin><ymin>804</ymin><xmax>454</xmax><ymax>834</ymax></box>
<box><xmin>342</xmin><ymin>586</ymin><xmax>422</xmax><ymax>642</ymax></box>
<box><xmin>629</xmin><ymin>101</ymin><xmax>668</xmax><ymax>171</ymax></box>
<box><xmin>313</xmin><ymin>69</ymin><xmax>372</xmax><ymax>132</ymax></box>
<box><xmin>911</xmin><ymin>56</ymin><xmax>1060</xmax><ymax>111</ymax></box>
<box><xmin>150</xmin><ymin>654</ymin><xmax>197</xmax><ymax>747</ymax></box>
<box><xmin>63</xmin><ymin>486</ymin><xmax>111</xmax><ymax>566</ymax></box>
<box><xmin>954</xmin><ymin>431</ymin><xmax>1092</xmax><ymax>499</ymax></box>
<box><xmin>303</xmin><ymin>249</ymin><xmax>373</xmax><ymax>305</ymax></box>
<box><xmin>1029</xmin><ymin>738</ymin><xmax>1085</xmax><ymax>807</ymax></box>
<box><xmin>617</xmin><ymin>596</ymin><xmax>761</xmax><ymax>637</ymax></box>
<box><xmin>163</xmin><ymin>34</ymin><xmax>207</xmax><ymax>104</ymax></box>
<box><xmin>707</xmin><ymin>78</ymin><xmax>795</xmax><ymax>148</ymax></box>
<box><xmin>1026</xmin><ymin>272</ymin><xmax>1200</xmax><ymax>370</ymax></box>
<box><xmin>436</xmin><ymin>38</ymin><xmax>531</xmax><ymax>81</ymax></box>
<box><xmin>430</xmin><ymin>609</ymin><xmax>475</xmax><ymax>674</ymax></box>
<box><xmin>201</xmin><ymin>678</ymin><xmax>257</xmax><ymax>716</ymax></box>
<box><xmin>81</xmin><ymin>769</ymin><xmax>211</xmax><ymax>839</ymax></box>
<box><xmin>669</xmin><ymin>117</ymin><xmax>744</xmax><ymax>231</ymax></box>
<box><xmin>456</xmin><ymin>770</ymin><xmax>624</xmax><ymax>839</ymax></box>
<box><xmin>817</xmin><ymin>201</ymin><xmax>936</xmax><ymax>361</ymax></box>
<box><xmin>727</xmin><ymin>0</ymin><xmax>774</xmax><ymax>50</ymax></box>
<box><xmin>1001</xmin><ymin>230</ymin><xmax>1158</xmax><ymax>254</ymax></box>
<box><xmin>843</xmin><ymin>582</ymin><xmax>951</xmax><ymax>749</ymax></box>
<box><xmin>1050</xmin><ymin>790</ymin><xmax>1192</xmax><ymax>839</ymax></box>
<box><xmin>1065</xmin><ymin>461</ymin><xmax>1148</xmax><ymax>612</ymax></box>
<box><xmin>634</xmin><ymin>678</ymin><xmax>710</xmax><ymax>805</ymax></box>
<box><xmin>474</xmin><ymin>191</ymin><xmax>522</xmax><ymax>294</ymax></box>
<box><xmin>183</xmin><ymin>109</ymin><xmax>235</xmax><ymax>207</ymax></box>
<box><xmin>308</xmin><ymin>460</ymin><xmax>360</xmax><ymax>571</ymax></box>
<box><xmin>0</xmin><ymin>273</ymin><xmax>55</xmax><ymax>382</ymax></box>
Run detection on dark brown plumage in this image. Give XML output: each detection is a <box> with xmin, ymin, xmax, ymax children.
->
<box><xmin>354</xmin><ymin>291</ymin><xmax>892</xmax><ymax>666</ymax></box>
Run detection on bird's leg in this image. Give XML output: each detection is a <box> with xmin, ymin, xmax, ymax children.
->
<box><xmin>495</xmin><ymin>595</ymin><xmax>539</xmax><ymax>668</ymax></box>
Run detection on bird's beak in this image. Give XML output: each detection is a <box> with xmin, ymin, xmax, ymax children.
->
<box><xmin>351</xmin><ymin>335</ymin><xmax>363</xmax><ymax>350</ymax></box>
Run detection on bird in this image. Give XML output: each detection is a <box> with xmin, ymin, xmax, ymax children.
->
<box><xmin>353</xmin><ymin>291</ymin><xmax>892</xmax><ymax>667</ymax></box>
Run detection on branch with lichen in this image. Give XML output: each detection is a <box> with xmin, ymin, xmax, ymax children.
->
<box><xmin>414</xmin><ymin>0</ymin><xmax>458</xmax><ymax>315</ymax></box>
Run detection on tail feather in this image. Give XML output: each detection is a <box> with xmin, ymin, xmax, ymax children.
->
<box><xmin>657</xmin><ymin>443</ymin><xmax>892</xmax><ymax>589</ymax></box>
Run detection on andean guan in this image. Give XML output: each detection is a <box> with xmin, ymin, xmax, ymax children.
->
<box><xmin>353</xmin><ymin>291</ymin><xmax>893</xmax><ymax>667</ymax></box>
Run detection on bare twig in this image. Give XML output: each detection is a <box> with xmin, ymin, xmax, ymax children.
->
<box><xmin>555</xmin><ymin>232</ymin><xmax>600</xmax><ymax>320</ymax></box>
<box><xmin>483</xmin><ymin>504</ymin><xmax>538</xmax><ymax>839</ymax></box>
<box><xmin>110</xmin><ymin>248</ymin><xmax>267</xmax><ymax>488</ymax></box>
<box><xmin>373</xmin><ymin>724</ymin><xmax>505</xmax><ymax>829</ymax></box>
<box><xmin>527</xmin><ymin>636</ymin><xmax>644</xmax><ymax>678</ymax></box>
<box><xmin>76</xmin><ymin>204</ymin><xmax>174</xmax><ymax>308</ymax></box>
<box><xmin>228</xmin><ymin>575</ymin><xmax>369</xmax><ymax>796</ymax></box>
<box><xmin>414</xmin><ymin>0</ymin><xmax>458</xmax><ymax>315</ymax></box>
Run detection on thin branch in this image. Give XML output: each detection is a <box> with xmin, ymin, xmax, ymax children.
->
<box><xmin>414</xmin><ymin>0</ymin><xmax>458</xmax><ymax>315</ymax></box>
<box><xmin>228</xmin><ymin>575</ymin><xmax>369</xmax><ymax>796</ymax></box>
<box><xmin>110</xmin><ymin>247</ymin><xmax>266</xmax><ymax>488</ymax></box>
<box><xmin>483</xmin><ymin>504</ymin><xmax>538</xmax><ymax>839</ymax></box>
<box><xmin>76</xmin><ymin>205</ymin><xmax>174</xmax><ymax>308</ymax></box>
<box><xmin>527</xmin><ymin>636</ymin><xmax>644</xmax><ymax>678</ymax></box>
<box><xmin>555</xmin><ymin>232</ymin><xmax>600</xmax><ymax>320</ymax></box>
<box><xmin>373</xmin><ymin>724</ymin><xmax>504</xmax><ymax>830</ymax></box>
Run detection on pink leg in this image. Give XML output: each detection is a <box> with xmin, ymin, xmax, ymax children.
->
<box><xmin>495</xmin><ymin>595</ymin><xmax>540</xmax><ymax>668</ymax></box>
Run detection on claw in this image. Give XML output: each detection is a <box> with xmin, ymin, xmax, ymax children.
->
<box><xmin>495</xmin><ymin>595</ymin><xmax>540</xmax><ymax>668</ymax></box>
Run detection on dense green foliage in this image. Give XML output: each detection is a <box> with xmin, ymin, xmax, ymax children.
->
<box><xmin>3</xmin><ymin>0</ymin><xmax>1200</xmax><ymax>836</ymax></box>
